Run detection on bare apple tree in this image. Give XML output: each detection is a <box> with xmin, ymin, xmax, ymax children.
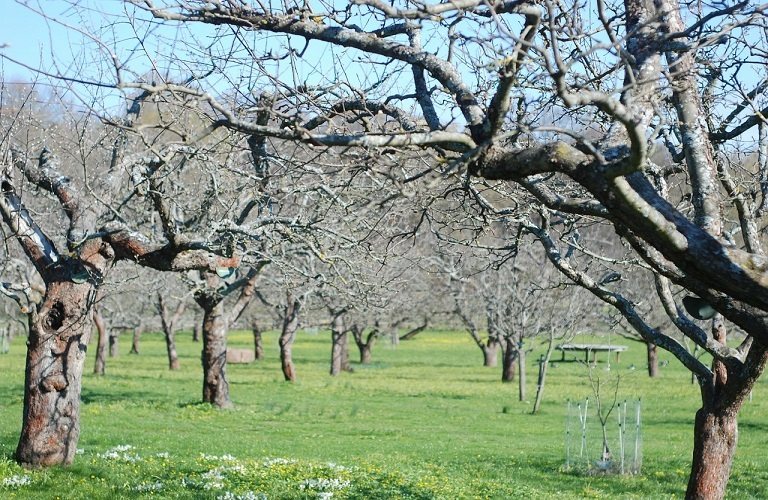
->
<box><xmin>7</xmin><ymin>0</ymin><xmax>768</xmax><ymax>495</ymax></box>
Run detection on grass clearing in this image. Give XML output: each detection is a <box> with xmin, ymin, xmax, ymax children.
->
<box><xmin>1</xmin><ymin>328</ymin><xmax>767</xmax><ymax>498</ymax></box>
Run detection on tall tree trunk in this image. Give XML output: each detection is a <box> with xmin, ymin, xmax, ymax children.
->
<box><xmin>502</xmin><ymin>337</ymin><xmax>518</xmax><ymax>383</ymax></box>
<box><xmin>157</xmin><ymin>293</ymin><xmax>185</xmax><ymax>371</ymax></box>
<box><xmin>165</xmin><ymin>330</ymin><xmax>180</xmax><ymax>371</ymax></box>
<box><xmin>192</xmin><ymin>319</ymin><xmax>201</xmax><ymax>342</ymax></box>
<box><xmin>341</xmin><ymin>330</ymin><xmax>352</xmax><ymax>372</ymax></box>
<box><xmin>685</xmin><ymin>326</ymin><xmax>768</xmax><ymax>498</ymax></box>
<box><xmin>647</xmin><ymin>342</ymin><xmax>659</xmax><ymax>378</ymax></box>
<box><xmin>92</xmin><ymin>308</ymin><xmax>108</xmax><ymax>375</ymax></box>
<box><xmin>199</xmin><ymin>299</ymin><xmax>233</xmax><ymax>409</ymax></box>
<box><xmin>532</xmin><ymin>339</ymin><xmax>556</xmax><ymax>414</ymax></box>
<box><xmin>330</xmin><ymin>312</ymin><xmax>345</xmax><ymax>376</ymax></box>
<box><xmin>129</xmin><ymin>328</ymin><xmax>140</xmax><ymax>354</ymax></box>
<box><xmin>518</xmin><ymin>347</ymin><xmax>526</xmax><ymax>403</ymax></box>
<box><xmin>252</xmin><ymin>323</ymin><xmax>264</xmax><ymax>361</ymax></box>
<box><xmin>279</xmin><ymin>292</ymin><xmax>300</xmax><ymax>382</ymax></box>
<box><xmin>483</xmin><ymin>339</ymin><xmax>500</xmax><ymax>367</ymax></box>
<box><xmin>108</xmin><ymin>332</ymin><xmax>119</xmax><ymax>357</ymax></box>
<box><xmin>687</xmin><ymin>405</ymin><xmax>738</xmax><ymax>499</ymax></box>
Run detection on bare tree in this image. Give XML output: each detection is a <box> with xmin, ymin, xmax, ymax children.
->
<box><xmin>11</xmin><ymin>0</ymin><xmax>768</xmax><ymax>494</ymax></box>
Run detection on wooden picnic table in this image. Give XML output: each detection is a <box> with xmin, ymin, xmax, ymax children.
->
<box><xmin>556</xmin><ymin>343</ymin><xmax>628</xmax><ymax>363</ymax></box>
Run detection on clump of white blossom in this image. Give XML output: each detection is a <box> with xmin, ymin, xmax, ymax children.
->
<box><xmin>201</xmin><ymin>453</ymin><xmax>236</xmax><ymax>461</ymax></box>
<box><xmin>217</xmin><ymin>492</ymin><xmax>267</xmax><ymax>500</ymax></box>
<box><xmin>299</xmin><ymin>477</ymin><xmax>351</xmax><ymax>492</ymax></box>
<box><xmin>2</xmin><ymin>475</ymin><xmax>31</xmax><ymax>488</ymax></box>
<box><xmin>97</xmin><ymin>444</ymin><xmax>142</xmax><ymax>462</ymax></box>
<box><xmin>133</xmin><ymin>481</ymin><xmax>163</xmax><ymax>492</ymax></box>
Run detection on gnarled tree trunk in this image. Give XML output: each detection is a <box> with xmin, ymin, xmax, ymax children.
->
<box><xmin>15</xmin><ymin>239</ymin><xmax>116</xmax><ymax>468</ymax></box>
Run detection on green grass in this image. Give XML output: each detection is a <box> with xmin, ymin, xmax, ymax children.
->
<box><xmin>0</xmin><ymin>329</ymin><xmax>767</xmax><ymax>498</ymax></box>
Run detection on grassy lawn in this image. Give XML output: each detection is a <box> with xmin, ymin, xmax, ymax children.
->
<box><xmin>1</xmin><ymin>328</ymin><xmax>767</xmax><ymax>498</ymax></box>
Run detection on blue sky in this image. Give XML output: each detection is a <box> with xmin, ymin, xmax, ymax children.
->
<box><xmin>0</xmin><ymin>1</ymin><xmax>77</xmax><ymax>82</ymax></box>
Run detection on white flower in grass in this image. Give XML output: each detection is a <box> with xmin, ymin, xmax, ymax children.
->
<box><xmin>134</xmin><ymin>481</ymin><xmax>163</xmax><ymax>492</ymax></box>
<box><xmin>76</xmin><ymin>449</ymin><xmax>85</xmax><ymax>455</ymax></box>
<box><xmin>2</xmin><ymin>475</ymin><xmax>31</xmax><ymax>488</ymax></box>
<box><xmin>261</xmin><ymin>457</ymin><xmax>295</xmax><ymax>467</ymax></box>
<box><xmin>155</xmin><ymin>452</ymin><xmax>170</xmax><ymax>459</ymax></box>
<box><xmin>201</xmin><ymin>453</ymin><xmax>237</xmax><ymax>462</ymax></box>
<box><xmin>299</xmin><ymin>478</ymin><xmax>351</xmax><ymax>492</ymax></box>
<box><xmin>97</xmin><ymin>444</ymin><xmax>141</xmax><ymax>462</ymax></box>
<box><xmin>217</xmin><ymin>492</ymin><xmax>267</xmax><ymax>500</ymax></box>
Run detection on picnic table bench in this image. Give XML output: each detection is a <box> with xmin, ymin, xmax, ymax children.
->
<box><xmin>556</xmin><ymin>343</ymin><xmax>628</xmax><ymax>363</ymax></box>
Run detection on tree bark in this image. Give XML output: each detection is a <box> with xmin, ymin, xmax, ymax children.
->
<box><xmin>92</xmin><ymin>308</ymin><xmax>108</xmax><ymax>375</ymax></box>
<box><xmin>252</xmin><ymin>323</ymin><xmax>264</xmax><ymax>361</ymax></box>
<box><xmin>341</xmin><ymin>330</ymin><xmax>352</xmax><ymax>372</ymax></box>
<box><xmin>15</xmin><ymin>240</ymin><xmax>115</xmax><ymax>468</ymax></box>
<box><xmin>157</xmin><ymin>293</ymin><xmax>185</xmax><ymax>371</ymax></box>
<box><xmin>108</xmin><ymin>332</ymin><xmax>119</xmax><ymax>357</ymax></box>
<box><xmin>199</xmin><ymin>298</ymin><xmax>233</xmax><ymax>408</ymax></box>
<box><xmin>533</xmin><ymin>340</ymin><xmax>556</xmax><ymax>414</ymax></box>
<box><xmin>647</xmin><ymin>342</ymin><xmax>659</xmax><ymax>378</ymax></box>
<box><xmin>330</xmin><ymin>312</ymin><xmax>345</xmax><ymax>376</ymax></box>
<box><xmin>351</xmin><ymin>323</ymin><xmax>377</xmax><ymax>364</ymax></box>
<box><xmin>279</xmin><ymin>292</ymin><xmax>300</xmax><ymax>382</ymax></box>
<box><xmin>518</xmin><ymin>346</ymin><xmax>526</xmax><ymax>402</ymax></box>
<box><xmin>686</xmin><ymin>406</ymin><xmax>738</xmax><ymax>499</ymax></box>
<box><xmin>192</xmin><ymin>319</ymin><xmax>201</xmax><ymax>342</ymax></box>
<box><xmin>129</xmin><ymin>328</ymin><xmax>140</xmax><ymax>355</ymax></box>
<box><xmin>482</xmin><ymin>340</ymin><xmax>500</xmax><ymax>367</ymax></box>
<box><xmin>502</xmin><ymin>337</ymin><xmax>518</xmax><ymax>383</ymax></box>
<box><xmin>165</xmin><ymin>331</ymin><xmax>180</xmax><ymax>370</ymax></box>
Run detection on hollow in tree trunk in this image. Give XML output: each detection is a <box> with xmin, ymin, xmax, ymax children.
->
<box><xmin>279</xmin><ymin>292</ymin><xmax>300</xmax><ymax>382</ymax></box>
<box><xmin>92</xmin><ymin>308</ymin><xmax>108</xmax><ymax>375</ymax></box>
<box><xmin>15</xmin><ymin>239</ymin><xmax>115</xmax><ymax>468</ymax></box>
